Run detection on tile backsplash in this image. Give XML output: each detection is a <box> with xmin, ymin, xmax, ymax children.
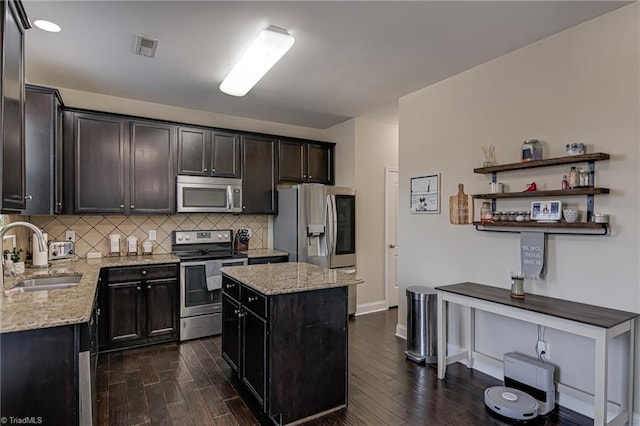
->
<box><xmin>28</xmin><ymin>214</ymin><xmax>268</xmax><ymax>258</ymax></box>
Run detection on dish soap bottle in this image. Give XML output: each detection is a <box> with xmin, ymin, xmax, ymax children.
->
<box><xmin>561</xmin><ymin>175</ymin><xmax>568</xmax><ymax>190</ymax></box>
<box><xmin>568</xmin><ymin>167</ymin><xmax>578</xmax><ymax>189</ymax></box>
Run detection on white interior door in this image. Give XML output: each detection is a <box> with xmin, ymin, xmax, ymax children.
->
<box><xmin>385</xmin><ymin>168</ymin><xmax>399</xmax><ymax>308</ymax></box>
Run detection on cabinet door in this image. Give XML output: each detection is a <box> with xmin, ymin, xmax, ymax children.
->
<box><xmin>242</xmin><ymin>309</ymin><xmax>267</xmax><ymax>407</ymax></box>
<box><xmin>211</xmin><ymin>131</ymin><xmax>241</xmax><ymax>178</ymax></box>
<box><xmin>107</xmin><ymin>280</ymin><xmax>144</xmax><ymax>344</ymax></box>
<box><xmin>307</xmin><ymin>143</ymin><xmax>333</xmax><ymax>184</ymax></box>
<box><xmin>278</xmin><ymin>140</ymin><xmax>306</xmax><ymax>182</ymax></box>
<box><xmin>23</xmin><ymin>86</ymin><xmax>63</xmax><ymax>215</ymax></box>
<box><xmin>54</xmin><ymin>101</ymin><xmax>64</xmax><ymax>214</ymax></box>
<box><xmin>1</xmin><ymin>0</ymin><xmax>27</xmax><ymax>211</ymax></box>
<box><xmin>145</xmin><ymin>277</ymin><xmax>178</xmax><ymax>338</ymax></box>
<box><xmin>74</xmin><ymin>113</ymin><xmax>126</xmax><ymax>213</ymax></box>
<box><xmin>221</xmin><ymin>294</ymin><xmax>241</xmax><ymax>374</ymax></box>
<box><xmin>177</xmin><ymin>126</ymin><xmax>209</xmax><ymax>176</ymax></box>
<box><xmin>242</xmin><ymin>135</ymin><xmax>277</xmax><ymax>214</ymax></box>
<box><xmin>129</xmin><ymin>121</ymin><xmax>175</xmax><ymax>214</ymax></box>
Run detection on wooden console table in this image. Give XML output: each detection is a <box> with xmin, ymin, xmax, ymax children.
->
<box><xmin>435</xmin><ymin>282</ymin><xmax>637</xmax><ymax>426</ymax></box>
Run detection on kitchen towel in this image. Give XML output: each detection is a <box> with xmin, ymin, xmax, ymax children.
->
<box><xmin>520</xmin><ymin>231</ymin><xmax>545</xmax><ymax>279</ymax></box>
<box><xmin>205</xmin><ymin>261</ymin><xmax>222</xmax><ymax>291</ymax></box>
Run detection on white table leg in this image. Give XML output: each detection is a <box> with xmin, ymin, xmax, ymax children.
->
<box><xmin>467</xmin><ymin>306</ymin><xmax>475</xmax><ymax>369</ymax></box>
<box><xmin>626</xmin><ymin>320</ymin><xmax>635</xmax><ymax>425</ymax></box>
<box><xmin>594</xmin><ymin>330</ymin><xmax>608</xmax><ymax>426</ymax></box>
<box><xmin>437</xmin><ymin>293</ymin><xmax>446</xmax><ymax>379</ymax></box>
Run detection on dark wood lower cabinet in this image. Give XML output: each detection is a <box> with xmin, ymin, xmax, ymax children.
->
<box><xmin>0</xmin><ymin>297</ymin><xmax>99</xmax><ymax>426</ymax></box>
<box><xmin>221</xmin><ymin>275</ymin><xmax>348</xmax><ymax>425</ymax></box>
<box><xmin>247</xmin><ymin>254</ymin><xmax>289</xmax><ymax>265</ymax></box>
<box><xmin>99</xmin><ymin>263</ymin><xmax>179</xmax><ymax>351</ymax></box>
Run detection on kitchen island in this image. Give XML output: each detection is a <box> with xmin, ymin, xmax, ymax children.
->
<box><xmin>220</xmin><ymin>262</ymin><xmax>362</xmax><ymax>426</ymax></box>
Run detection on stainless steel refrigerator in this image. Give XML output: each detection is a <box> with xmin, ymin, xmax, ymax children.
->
<box><xmin>274</xmin><ymin>184</ymin><xmax>357</xmax><ymax>315</ymax></box>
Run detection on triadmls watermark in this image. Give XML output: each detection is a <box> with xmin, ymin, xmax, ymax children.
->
<box><xmin>0</xmin><ymin>417</ymin><xmax>43</xmax><ymax>425</ymax></box>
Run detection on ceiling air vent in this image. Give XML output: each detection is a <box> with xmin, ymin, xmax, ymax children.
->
<box><xmin>134</xmin><ymin>35</ymin><xmax>158</xmax><ymax>58</ymax></box>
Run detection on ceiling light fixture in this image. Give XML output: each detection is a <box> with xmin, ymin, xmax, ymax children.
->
<box><xmin>33</xmin><ymin>19</ymin><xmax>61</xmax><ymax>33</ymax></box>
<box><xmin>219</xmin><ymin>26</ymin><xmax>295</xmax><ymax>97</ymax></box>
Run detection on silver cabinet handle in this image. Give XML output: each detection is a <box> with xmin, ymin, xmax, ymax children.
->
<box><xmin>24</xmin><ymin>195</ymin><xmax>32</xmax><ymax>200</ymax></box>
<box><xmin>147</xmin><ymin>285</ymin><xmax>151</xmax><ymax>289</ymax></box>
<box><xmin>136</xmin><ymin>286</ymin><xmax>141</xmax><ymax>291</ymax></box>
<box><xmin>389</xmin><ymin>244</ymin><xmax>397</xmax><ymax>248</ymax></box>
<box><xmin>212</xmin><ymin>168</ymin><xmax>215</xmax><ymax>172</ymax></box>
<box><xmin>142</xmin><ymin>270</ymin><xmax>147</xmax><ymax>275</ymax></box>
<box><xmin>234</xmin><ymin>309</ymin><xmax>239</xmax><ymax>315</ymax></box>
<box><xmin>303</xmin><ymin>174</ymin><xmax>306</xmax><ymax>178</ymax></box>
<box><xmin>248</xmin><ymin>296</ymin><xmax>258</xmax><ymax>302</ymax></box>
<box><xmin>57</xmin><ymin>202</ymin><xmax>62</xmax><ymax>207</ymax></box>
<box><xmin>120</xmin><ymin>204</ymin><xmax>125</xmax><ymax>208</ymax></box>
<box><xmin>204</xmin><ymin>168</ymin><xmax>207</xmax><ymax>172</ymax></box>
<box><xmin>131</xmin><ymin>204</ymin><xmax>135</xmax><ymax>209</ymax></box>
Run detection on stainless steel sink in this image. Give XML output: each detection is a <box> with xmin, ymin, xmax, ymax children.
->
<box><xmin>13</xmin><ymin>274</ymin><xmax>83</xmax><ymax>291</ymax></box>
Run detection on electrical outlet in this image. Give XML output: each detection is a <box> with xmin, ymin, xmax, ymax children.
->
<box><xmin>536</xmin><ymin>341</ymin><xmax>549</xmax><ymax>359</ymax></box>
<box><xmin>148</xmin><ymin>229</ymin><xmax>157</xmax><ymax>241</ymax></box>
<box><xmin>66</xmin><ymin>230</ymin><xmax>76</xmax><ymax>242</ymax></box>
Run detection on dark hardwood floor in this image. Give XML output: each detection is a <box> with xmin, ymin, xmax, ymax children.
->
<box><xmin>97</xmin><ymin>309</ymin><xmax>591</xmax><ymax>425</ymax></box>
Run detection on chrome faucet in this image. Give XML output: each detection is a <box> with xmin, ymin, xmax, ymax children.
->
<box><xmin>0</xmin><ymin>222</ymin><xmax>46</xmax><ymax>288</ymax></box>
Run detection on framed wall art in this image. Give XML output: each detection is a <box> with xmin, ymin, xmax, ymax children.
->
<box><xmin>410</xmin><ymin>174</ymin><xmax>440</xmax><ymax>213</ymax></box>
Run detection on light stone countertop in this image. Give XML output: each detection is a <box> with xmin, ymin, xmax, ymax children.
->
<box><xmin>240</xmin><ymin>249</ymin><xmax>289</xmax><ymax>259</ymax></box>
<box><xmin>1</xmin><ymin>254</ymin><xmax>179</xmax><ymax>334</ymax></box>
<box><xmin>220</xmin><ymin>262</ymin><xmax>363</xmax><ymax>296</ymax></box>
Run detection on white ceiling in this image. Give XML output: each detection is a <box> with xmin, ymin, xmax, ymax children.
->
<box><xmin>23</xmin><ymin>1</ymin><xmax>628</xmax><ymax>129</ymax></box>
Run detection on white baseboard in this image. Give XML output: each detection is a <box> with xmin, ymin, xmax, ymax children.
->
<box><xmin>355</xmin><ymin>300</ymin><xmax>387</xmax><ymax>316</ymax></box>
<box><xmin>395</xmin><ymin>324</ymin><xmax>407</xmax><ymax>339</ymax></box>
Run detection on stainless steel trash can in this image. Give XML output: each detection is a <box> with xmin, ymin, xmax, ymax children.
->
<box><xmin>405</xmin><ymin>286</ymin><xmax>437</xmax><ymax>364</ymax></box>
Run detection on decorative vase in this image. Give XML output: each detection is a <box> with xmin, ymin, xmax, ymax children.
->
<box><xmin>13</xmin><ymin>261</ymin><xmax>25</xmax><ymax>275</ymax></box>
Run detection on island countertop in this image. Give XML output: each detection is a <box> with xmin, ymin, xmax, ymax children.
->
<box><xmin>220</xmin><ymin>261</ymin><xmax>363</xmax><ymax>295</ymax></box>
<box><xmin>1</xmin><ymin>254</ymin><xmax>179</xmax><ymax>334</ymax></box>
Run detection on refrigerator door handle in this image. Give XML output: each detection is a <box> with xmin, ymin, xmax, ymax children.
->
<box><xmin>326</xmin><ymin>194</ymin><xmax>334</xmax><ymax>256</ymax></box>
<box><xmin>330</xmin><ymin>194</ymin><xmax>338</xmax><ymax>257</ymax></box>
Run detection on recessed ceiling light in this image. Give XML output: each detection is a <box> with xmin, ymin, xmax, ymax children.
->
<box><xmin>34</xmin><ymin>20</ymin><xmax>61</xmax><ymax>33</ymax></box>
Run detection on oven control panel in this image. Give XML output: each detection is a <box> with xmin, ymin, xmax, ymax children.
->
<box><xmin>173</xmin><ymin>230</ymin><xmax>232</xmax><ymax>245</ymax></box>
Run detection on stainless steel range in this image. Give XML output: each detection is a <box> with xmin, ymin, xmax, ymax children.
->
<box><xmin>172</xmin><ymin>230</ymin><xmax>247</xmax><ymax>341</ymax></box>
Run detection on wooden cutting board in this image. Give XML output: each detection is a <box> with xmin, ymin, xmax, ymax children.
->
<box><xmin>449</xmin><ymin>183</ymin><xmax>473</xmax><ymax>224</ymax></box>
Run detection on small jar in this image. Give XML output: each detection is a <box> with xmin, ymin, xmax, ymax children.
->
<box><xmin>515</xmin><ymin>211</ymin><xmax>525</xmax><ymax>222</ymax></box>
<box><xmin>507</xmin><ymin>211</ymin><xmax>516</xmax><ymax>222</ymax></box>
<box><xmin>492</xmin><ymin>211</ymin><xmax>501</xmax><ymax>221</ymax></box>
<box><xmin>524</xmin><ymin>211</ymin><xmax>531</xmax><ymax>222</ymax></box>
<box><xmin>480</xmin><ymin>201</ymin><xmax>493</xmax><ymax>222</ymax></box>
<box><xmin>500</xmin><ymin>211</ymin><xmax>508</xmax><ymax>222</ymax></box>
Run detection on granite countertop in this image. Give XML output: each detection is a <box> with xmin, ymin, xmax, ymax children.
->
<box><xmin>239</xmin><ymin>249</ymin><xmax>289</xmax><ymax>259</ymax></box>
<box><xmin>1</xmin><ymin>254</ymin><xmax>180</xmax><ymax>334</ymax></box>
<box><xmin>220</xmin><ymin>262</ymin><xmax>363</xmax><ymax>296</ymax></box>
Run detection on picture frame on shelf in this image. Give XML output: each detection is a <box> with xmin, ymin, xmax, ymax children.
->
<box><xmin>410</xmin><ymin>174</ymin><xmax>440</xmax><ymax>214</ymax></box>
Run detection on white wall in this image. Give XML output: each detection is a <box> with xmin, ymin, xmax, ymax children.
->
<box><xmin>324</xmin><ymin>116</ymin><xmax>399</xmax><ymax>311</ymax></box>
<box><xmin>49</xmin><ymin>86</ymin><xmax>327</xmax><ymax>141</ymax></box>
<box><xmin>398</xmin><ymin>3</ymin><xmax>639</xmax><ymax>416</ymax></box>
<box><xmin>353</xmin><ymin>117</ymin><xmax>399</xmax><ymax>307</ymax></box>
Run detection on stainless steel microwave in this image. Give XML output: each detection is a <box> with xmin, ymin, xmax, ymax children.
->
<box><xmin>176</xmin><ymin>176</ymin><xmax>242</xmax><ymax>213</ymax></box>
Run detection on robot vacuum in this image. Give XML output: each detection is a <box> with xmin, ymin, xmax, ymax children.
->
<box><xmin>484</xmin><ymin>386</ymin><xmax>539</xmax><ymax>421</ymax></box>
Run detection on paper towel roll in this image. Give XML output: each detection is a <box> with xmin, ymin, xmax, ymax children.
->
<box><xmin>32</xmin><ymin>232</ymin><xmax>48</xmax><ymax>267</ymax></box>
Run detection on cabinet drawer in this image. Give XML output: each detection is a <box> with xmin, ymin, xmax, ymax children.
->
<box><xmin>247</xmin><ymin>255</ymin><xmax>288</xmax><ymax>265</ymax></box>
<box><xmin>241</xmin><ymin>285</ymin><xmax>267</xmax><ymax>319</ymax></box>
<box><xmin>222</xmin><ymin>275</ymin><xmax>241</xmax><ymax>300</ymax></box>
<box><xmin>106</xmin><ymin>263</ymin><xmax>178</xmax><ymax>283</ymax></box>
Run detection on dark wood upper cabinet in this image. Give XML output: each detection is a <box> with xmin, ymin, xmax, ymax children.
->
<box><xmin>129</xmin><ymin>120</ymin><xmax>175</xmax><ymax>214</ymax></box>
<box><xmin>211</xmin><ymin>131</ymin><xmax>241</xmax><ymax>178</ymax></box>
<box><xmin>278</xmin><ymin>139</ymin><xmax>334</xmax><ymax>185</ymax></box>
<box><xmin>177</xmin><ymin>126</ymin><xmax>208</xmax><ymax>176</ymax></box>
<box><xmin>242</xmin><ymin>134</ymin><xmax>277</xmax><ymax>214</ymax></box>
<box><xmin>1</xmin><ymin>0</ymin><xmax>30</xmax><ymax>212</ymax></box>
<box><xmin>178</xmin><ymin>127</ymin><xmax>241</xmax><ymax>178</ymax></box>
<box><xmin>23</xmin><ymin>85</ymin><xmax>63</xmax><ymax>215</ymax></box>
<box><xmin>73</xmin><ymin>112</ymin><xmax>126</xmax><ymax>214</ymax></box>
<box><xmin>68</xmin><ymin>110</ymin><xmax>176</xmax><ymax>214</ymax></box>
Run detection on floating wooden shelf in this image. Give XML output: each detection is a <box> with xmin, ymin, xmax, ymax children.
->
<box><xmin>473</xmin><ymin>221</ymin><xmax>608</xmax><ymax>235</ymax></box>
<box><xmin>473</xmin><ymin>187</ymin><xmax>610</xmax><ymax>199</ymax></box>
<box><xmin>474</xmin><ymin>153</ymin><xmax>610</xmax><ymax>174</ymax></box>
